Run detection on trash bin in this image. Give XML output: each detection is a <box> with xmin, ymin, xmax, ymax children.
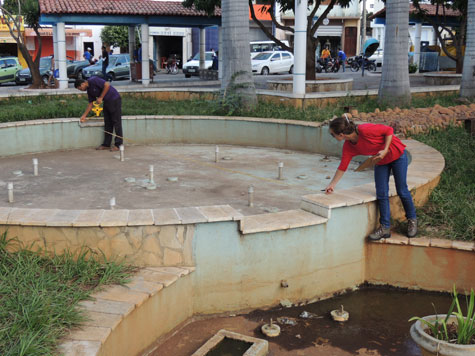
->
<box><xmin>130</xmin><ymin>62</ymin><xmax>154</xmax><ymax>82</ymax></box>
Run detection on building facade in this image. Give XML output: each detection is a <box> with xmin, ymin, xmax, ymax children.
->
<box><xmin>281</xmin><ymin>0</ymin><xmax>362</xmax><ymax>57</ymax></box>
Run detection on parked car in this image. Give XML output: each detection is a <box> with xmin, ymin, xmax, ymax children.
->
<box><xmin>182</xmin><ymin>52</ymin><xmax>214</xmax><ymax>78</ymax></box>
<box><xmin>15</xmin><ymin>56</ymin><xmax>53</xmax><ymax>85</ymax></box>
<box><xmin>368</xmin><ymin>49</ymin><xmax>384</xmax><ymax>67</ymax></box>
<box><xmin>251</xmin><ymin>51</ymin><xmax>294</xmax><ymax>75</ymax></box>
<box><xmin>67</xmin><ymin>59</ymin><xmax>91</xmax><ymax>79</ymax></box>
<box><xmin>0</xmin><ymin>56</ymin><xmax>22</xmax><ymax>85</ymax></box>
<box><xmin>82</xmin><ymin>54</ymin><xmax>130</xmax><ymax>81</ymax></box>
<box><xmin>15</xmin><ymin>56</ymin><xmax>89</xmax><ymax>85</ymax></box>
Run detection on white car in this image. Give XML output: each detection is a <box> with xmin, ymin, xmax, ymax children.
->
<box><xmin>368</xmin><ymin>49</ymin><xmax>384</xmax><ymax>67</ymax></box>
<box><xmin>182</xmin><ymin>51</ymin><xmax>214</xmax><ymax>78</ymax></box>
<box><xmin>251</xmin><ymin>51</ymin><xmax>294</xmax><ymax>75</ymax></box>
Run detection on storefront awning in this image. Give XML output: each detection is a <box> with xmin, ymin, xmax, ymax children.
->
<box><xmin>285</xmin><ymin>25</ymin><xmax>344</xmax><ymax>38</ymax></box>
<box><xmin>24</xmin><ymin>28</ymin><xmax>92</xmax><ymax>37</ymax></box>
<box><xmin>316</xmin><ymin>25</ymin><xmax>343</xmax><ymax>37</ymax></box>
<box><xmin>0</xmin><ymin>33</ymin><xmax>17</xmax><ymax>43</ymax></box>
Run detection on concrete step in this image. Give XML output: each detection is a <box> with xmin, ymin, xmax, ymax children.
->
<box><xmin>58</xmin><ymin>266</ymin><xmax>195</xmax><ymax>356</ymax></box>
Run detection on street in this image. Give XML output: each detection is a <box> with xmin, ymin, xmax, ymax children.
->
<box><xmin>0</xmin><ymin>69</ymin><xmax>430</xmax><ymax>94</ymax></box>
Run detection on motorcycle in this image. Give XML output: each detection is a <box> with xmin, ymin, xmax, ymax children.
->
<box><xmin>166</xmin><ymin>58</ymin><xmax>180</xmax><ymax>74</ymax></box>
<box><xmin>349</xmin><ymin>55</ymin><xmax>376</xmax><ymax>72</ymax></box>
<box><xmin>316</xmin><ymin>58</ymin><xmax>339</xmax><ymax>73</ymax></box>
<box><xmin>316</xmin><ymin>58</ymin><xmax>324</xmax><ymax>73</ymax></box>
<box><xmin>325</xmin><ymin>57</ymin><xmax>341</xmax><ymax>73</ymax></box>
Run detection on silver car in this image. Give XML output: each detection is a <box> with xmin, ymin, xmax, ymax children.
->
<box><xmin>82</xmin><ymin>54</ymin><xmax>130</xmax><ymax>81</ymax></box>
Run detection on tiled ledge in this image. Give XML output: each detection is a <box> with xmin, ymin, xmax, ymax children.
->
<box><xmin>57</xmin><ymin>266</ymin><xmax>195</xmax><ymax>356</ymax></box>
<box><xmin>0</xmin><ymin>114</ymin><xmax>327</xmax><ymax>130</ymax></box>
<box><xmin>0</xmin><ymin>205</ymin><xmax>242</xmax><ymax>227</ymax></box>
<box><xmin>369</xmin><ymin>232</ymin><xmax>475</xmax><ymax>252</ymax></box>
<box><xmin>300</xmin><ymin>139</ymin><xmax>444</xmax><ymax>219</ymax></box>
<box><xmin>239</xmin><ymin>209</ymin><xmax>327</xmax><ymax>235</ymax></box>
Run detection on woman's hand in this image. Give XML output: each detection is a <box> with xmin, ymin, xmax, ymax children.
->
<box><xmin>325</xmin><ymin>184</ymin><xmax>335</xmax><ymax>194</ymax></box>
<box><xmin>372</xmin><ymin>149</ymin><xmax>388</xmax><ymax>163</ymax></box>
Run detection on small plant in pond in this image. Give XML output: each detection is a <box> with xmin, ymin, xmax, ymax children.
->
<box><xmin>409</xmin><ymin>285</ymin><xmax>475</xmax><ymax>344</ymax></box>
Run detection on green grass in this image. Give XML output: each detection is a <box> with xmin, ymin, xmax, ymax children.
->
<box><xmin>0</xmin><ymin>92</ymin><xmax>467</xmax><ymax>123</ymax></box>
<box><xmin>411</xmin><ymin>127</ymin><xmax>475</xmax><ymax>241</ymax></box>
<box><xmin>0</xmin><ymin>233</ymin><xmax>135</xmax><ymax>356</ymax></box>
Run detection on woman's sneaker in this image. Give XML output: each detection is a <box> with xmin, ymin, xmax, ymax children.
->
<box><xmin>368</xmin><ymin>226</ymin><xmax>391</xmax><ymax>241</ymax></box>
<box><xmin>407</xmin><ymin>218</ymin><xmax>418</xmax><ymax>238</ymax></box>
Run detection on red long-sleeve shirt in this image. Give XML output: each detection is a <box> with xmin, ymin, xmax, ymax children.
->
<box><xmin>338</xmin><ymin>123</ymin><xmax>406</xmax><ymax>172</ymax></box>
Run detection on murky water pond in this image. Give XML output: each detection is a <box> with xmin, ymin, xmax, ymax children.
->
<box><xmin>150</xmin><ymin>287</ymin><xmax>456</xmax><ymax>356</ymax></box>
<box><xmin>206</xmin><ymin>337</ymin><xmax>253</xmax><ymax>356</ymax></box>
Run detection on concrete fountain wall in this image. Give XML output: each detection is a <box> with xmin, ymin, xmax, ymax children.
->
<box><xmin>1</xmin><ymin>116</ymin><xmax>470</xmax><ymax>356</ymax></box>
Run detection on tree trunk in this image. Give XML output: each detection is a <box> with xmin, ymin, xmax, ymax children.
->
<box><xmin>460</xmin><ymin>0</ymin><xmax>475</xmax><ymax>97</ymax></box>
<box><xmin>18</xmin><ymin>44</ymin><xmax>40</xmax><ymax>88</ymax></box>
<box><xmin>378</xmin><ymin>0</ymin><xmax>411</xmax><ymax>106</ymax></box>
<box><xmin>306</xmin><ymin>38</ymin><xmax>317</xmax><ymax>81</ymax></box>
<box><xmin>221</xmin><ymin>0</ymin><xmax>257</xmax><ymax>109</ymax></box>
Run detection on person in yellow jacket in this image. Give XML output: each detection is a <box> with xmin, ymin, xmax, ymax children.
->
<box><xmin>321</xmin><ymin>47</ymin><xmax>331</xmax><ymax>65</ymax></box>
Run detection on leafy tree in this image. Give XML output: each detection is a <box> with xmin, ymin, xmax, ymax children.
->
<box><xmin>1</xmin><ymin>0</ymin><xmax>44</xmax><ymax>88</ymax></box>
<box><xmin>412</xmin><ymin>0</ymin><xmax>467</xmax><ymax>73</ymax></box>
<box><xmin>183</xmin><ymin>0</ymin><xmax>352</xmax><ymax>80</ymax></box>
<box><xmin>100</xmin><ymin>26</ymin><xmax>138</xmax><ymax>52</ymax></box>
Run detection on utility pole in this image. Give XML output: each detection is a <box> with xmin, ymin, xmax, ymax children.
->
<box><xmin>360</xmin><ymin>0</ymin><xmax>367</xmax><ymax>54</ymax></box>
<box><xmin>360</xmin><ymin>0</ymin><xmax>367</xmax><ymax>77</ymax></box>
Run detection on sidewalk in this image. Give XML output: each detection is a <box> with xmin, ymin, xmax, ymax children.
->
<box><xmin>0</xmin><ymin>70</ymin><xmax>453</xmax><ymax>98</ymax></box>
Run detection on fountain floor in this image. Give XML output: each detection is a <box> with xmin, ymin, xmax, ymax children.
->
<box><xmin>0</xmin><ymin>144</ymin><xmax>373</xmax><ymax>215</ymax></box>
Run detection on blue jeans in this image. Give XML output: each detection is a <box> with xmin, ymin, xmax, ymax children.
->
<box><xmin>374</xmin><ymin>151</ymin><xmax>416</xmax><ymax>228</ymax></box>
<box><xmin>102</xmin><ymin>63</ymin><xmax>107</xmax><ymax>79</ymax></box>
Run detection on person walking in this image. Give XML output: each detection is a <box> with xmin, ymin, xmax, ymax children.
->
<box><xmin>75</xmin><ymin>77</ymin><xmax>123</xmax><ymax>151</ymax></box>
<box><xmin>137</xmin><ymin>44</ymin><xmax>142</xmax><ymax>63</ymax></box>
<box><xmin>325</xmin><ymin>115</ymin><xmax>417</xmax><ymax>240</ymax></box>
<box><xmin>337</xmin><ymin>48</ymin><xmax>347</xmax><ymax>72</ymax></box>
<box><xmin>101</xmin><ymin>45</ymin><xmax>109</xmax><ymax>80</ymax></box>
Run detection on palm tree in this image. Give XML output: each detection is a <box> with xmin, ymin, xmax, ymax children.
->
<box><xmin>378</xmin><ymin>0</ymin><xmax>411</xmax><ymax>106</ymax></box>
<box><xmin>220</xmin><ymin>0</ymin><xmax>257</xmax><ymax>109</ymax></box>
<box><xmin>460</xmin><ymin>0</ymin><xmax>475</xmax><ymax>98</ymax></box>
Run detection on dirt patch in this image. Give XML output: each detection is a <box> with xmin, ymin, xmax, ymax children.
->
<box><xmin>349</xmin><ymin>103</ymin><xmax>475</xmax><ymax>136</ymax></box>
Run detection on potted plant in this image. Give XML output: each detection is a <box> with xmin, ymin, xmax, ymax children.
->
<box><xmin>409</xmin><ymin>285</ymin><xmax>475</xmax><ymax>356</ymax></box>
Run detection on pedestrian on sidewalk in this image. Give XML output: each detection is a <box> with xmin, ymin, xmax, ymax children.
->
<box><xmin>101</xmin><ymin>45</ymin><xmax>109</xmax><ymax>79</ymax></box>
<box><xmin>325</xmin><ymin>115</ymin><xmax>417</xmax><ymax>240</ymax></box>
<box><xmin>75</xmin><ymin>77</ymin><xmax>123</xmax><ymax>151</ymax></box>
<box><xmin>337</xmin><ymin>48</ymin><xmax>347</xmax><ymax>72</ymax></box>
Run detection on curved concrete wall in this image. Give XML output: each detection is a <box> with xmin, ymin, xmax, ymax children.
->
<box><xmin>0</xmin><ymin>116</ymin><xmax>456</xmax><ymax>355</ymax></box>
<box><xmin>0</xmin><ymin>118</ymin><xmax>449</xmax><ymax>308</ymax></box>
<box><xmin>0</xmin><ymin>116</ymin><xmax>340</xmax><ymax>157</ymax></box>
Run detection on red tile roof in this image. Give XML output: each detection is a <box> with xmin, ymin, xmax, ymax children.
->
<box><xmin>370</xmin><ymin>4</ymin><xmax>461</xmax><ymax>20</ymax></box>
<box><xmin>39</xmin><ymin>0</ymin><xmax>220</xmax><ymax>17</ymax></box>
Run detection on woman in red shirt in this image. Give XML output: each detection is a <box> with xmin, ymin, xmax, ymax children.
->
<box><xmin>325</xmin><ymin>115</ymin><xmax>417</xmax><ymax>240</ymax></box>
